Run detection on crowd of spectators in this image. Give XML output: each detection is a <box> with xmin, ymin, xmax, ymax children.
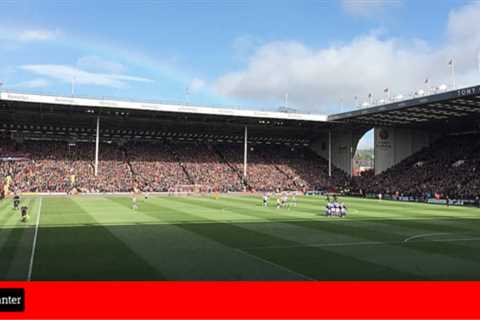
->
<box><xmin>220</xmin><ymin>144</ymin><xmax>297</xmax><ymax>191</ymax></box>
<box><xmin>173</xmin><ymin>144</ymin><xmax>243</xmax><ymax>192</ymax></box>
<box><xmin>128</xmin><ymin>142</ymin><xmax>190</xmax><ymax>192</ymax></box>
<box><xmin>6</xmin><ymin>133</ymin><xmax>480</xmax><ymax>199</ymax></box>
<box><xmin>353</xmin><ymin>133</ymin><xmax>480</xmax><ymax>200</ymax></box>
<box><xmin>219</xmin><ymin>144</ymin><xmax>350</xmax><ymax>192</ymax></box>
<box><xmin>1</xmin><ymin>138</ymin><xmax>347</xmax><ymax>194</ymax></box>
<box><xmin>1</xmin><ymin>141</ymin><xmax>95</xmax><ymax>192</ymax></box>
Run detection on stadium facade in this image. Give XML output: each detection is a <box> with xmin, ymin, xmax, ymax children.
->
<box><xmin>3</xmin><ymin>85</ymin><xmax>480</xmax><ymax>179</ymax></box>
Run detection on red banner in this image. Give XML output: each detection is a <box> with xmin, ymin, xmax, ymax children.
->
<box><xmin>0</xmin><ymin>281</ymin><xmax>479</xmax><ymax>319</ymax></box>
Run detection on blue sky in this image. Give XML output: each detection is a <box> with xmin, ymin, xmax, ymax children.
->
<box><xmin>1</xmin><ymin>0</ymin><xmax>480</xmax><ymax>147</ymax></box>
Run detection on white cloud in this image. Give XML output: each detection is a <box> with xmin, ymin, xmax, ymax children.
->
<box><xmin>11</xmin><ymin>78</ymin><xmax>50</xmax><ymax>89</ymax></box>
<box><xmin>77</xmin><ymin>55</ymin><xmax>126</xmax><ymax>74</ymax></box>
<box><xmin>20</xmin><ymin>64</ymin><xmax>153</xmax><ymax>88</ymax></box>
<box><xmin>341</xmin><ymin>0</ymin><xmax>401</xmax><ymax>18</ymax></box>
<box><xmin>18</xmin><ymin>29</ymin><xmax>60</xmax><ymax>42</ymax></box>
<box><xmin>215</xmin><ymin>2</ymin><xmax>480</xmax><ymax>113</ymax></box>
<box><xmin>0</xmin><ymin>27</ymin><xmax>60</xmax><ymax>42</ymax></box>
<box><xmin>188</xmin><ymin>78</ymin><xmax>205</xmax><ymax>93</ymax></box>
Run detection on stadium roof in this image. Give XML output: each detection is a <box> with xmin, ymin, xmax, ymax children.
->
<box><xmin>4</xmin><ymin>85</ymin><xmax>480</xmax><ymax>133</ymax></box>
<box><xmin>0</xmin><ymin>91</ymin><xmax>327</xmax><ymax>122</ymax></box>
<box><xmin>0</xmin><ymin>91</ymin><xmax>349</xmax><ymax>144</ymax></box>
<box><xmin>328</xmin><ymin>84</ymin><xmax>480</xmax><ymax>128</ymax></box>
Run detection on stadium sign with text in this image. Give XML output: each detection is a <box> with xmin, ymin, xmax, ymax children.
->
<box><xmin>456</xmin><ymin>86</ymin><xmax>480</xmax><ymax>97</ymax></box>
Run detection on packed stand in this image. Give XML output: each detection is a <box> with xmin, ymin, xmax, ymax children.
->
<box><xmin>172</xmin><ymin>144</ymin><xmax>243</xmax><ymax>192</ymax></box>
<box><xmin>354</xmin><ymin>133</ymin><xmax>480</xmax><ymax>200</ymax></box>
<box><xmin>1</xmin><ymin>138</ymin><xmax>347</xmax><ymax>194</ymax></box>
<box><xmin>218</xmin><ymin>144</ymin><xmax>349</xmax><ymax>192</ymax></box>
<box><xmin>128</xmin><ymin>142</ymin><xmax>190</xmax><ymax>192</ymax></box>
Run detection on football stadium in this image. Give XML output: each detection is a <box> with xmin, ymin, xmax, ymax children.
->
<box><xmin>1</xmin><ymin>85</ymin><xmax>480</xmax><ymax>280</ymax></box>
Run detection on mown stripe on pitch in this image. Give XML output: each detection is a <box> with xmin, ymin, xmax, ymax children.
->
<box><xmin>175</xmin><ymin>196</ymin><xmax>285</xmax><ymax>216</ymax></box>
<box><xmin>107</xmin><ymin>196</ymin><xmax>211</xmax><ymax>223</ymax></box>
<box><xmin>240</xmin><ymin>217</ymin><xmax>480</xmax><ymax>276</ymax></box>
<box><xmin>159</xmin><ymin>197</ymin><xmax>419</xmax><ymax>279</ymax></box>
<box><xmin>0</xmin><ymin>229</ymin><xmax>26</xmax><ymax>279</ymax></box>
<box><xmin>300</xmin><ymin>196</ymin><xmax>475</xmax><ymax>214</ymax></box>
<box><xmin>364</xmin><ymin>218</ymin><xmax>480</xmax><ymax>255</ymax></box>
<box><xmin>371</xmin><ymin>217</ymin><xmax>480</xmax><ymax>235</ymax></box>
<box><xmin>106</xmin><ymin>197</ymin><xmax>307</xmax><ymax>280</ymax></box>
<box><xmin>0</xmin><ymin>198</ymin><xmax>36</xmax><ymax>280</ymax></box>
<box><xmin>208</xmin><ymin>196</ymin><xmax>480</xmax><ymax>246</ymax></box>
<box><xmin>179</xmin><ymin>223</ymin><xmax>418</xmax><ymax>280</ymax></box>
<box><xmin>338</xmin><ymin>218</ymin><xmax>478</xmax><ymax>241</ymax></box>
<box><xmin>244</xmin><ymin>245</ymin><xmax>419</xmax><ymax>280</ymax></box>
<box><xmin>208</xmin><ymin>200</ymin><xmax>407</xmax><ymax>243</ymax></box>
<box><xmin>123</xmin><ymin>198</ymin><xmax>308</xmax><ymax>279</ymax></box>
<box><xmin>142</xmin><ymin>198</ymin><xmax>320</xmax><ymax>279</ymax></box>
<box><xmin>0</xmin><ymin>198</ymin><xmax>32</xmax><ymax>280</ymax></box>
<box><xmin>235</xmin><ymin>217</ymin><xmax>480</xmax><ymax>279</ymax></box>
<box><xmin>0</xmin><ymin>199</ymin><xmax>18</xmax><ymax>226</ymax></box>
<box><xmin>32</xmin><ymin>197</ymin><xmax>164</xmax><ymax>280</ymax></box>
<box><xmin>213</xmin><ymin>196</ymin><xmax>387</xmax><ymax>220</ymax></box>
<box><xmin>403</xmin><ymin>238</ymin><xmax>480</xmax><ymax>264</ymax></box>
<box><xmin>166</xmin><ymin>199</ymin><xmax>478</xmax><ymax>241</ymax></box>
<box><xmin>283</xmin><ymin>218</ymin><xmax>480</xmax><ymax>277</ymax></box>
<box><xmin>4</xmin><ymin>198</ymin><xmax>40</xmax><ymax>280</ymax></box>
<box><xmin>183</xmin><ymin>197</ymin><xmax>480</xmax><ymax>278</ymax></box>
<box><xmin>239</xmin><ymin>196</ymin><xmax>480</xmax><ymax>226</ymax></box>
<box><xmin>175</xmin><ymin>196</ymin><xmax>389</xmax><ymax>238</ymax></box>
<box><xmin>74</xmin><ymin>197</ymin><xmax>201</xmax><ymax>280</ymax></box>
<box><xmin>143</xmin><ymin>198</ymin><xmax>288</xmax><ymax>247</ymax></box>
<box><xmin>357</xmin><ymin>216</ymin><xmax>480</xmax><ymax>239</ymax></box>
<box><xmin>169</xmin><ymin>217</ymin><xmax>417</xmax><ymax>279</ymax></box>
<box><xmin>213</xmin><ymin>196</ymin><xmax>327</xmax><ymax>217</ymax></box>
<box><xmin>0</xmin><ymin>199</ymin><xmax>11</xmax><ymax>213</ymax></box>
<box><xmin>216</xmin><ymin>195</ymin><xmax>442</xmax><ymax>220</ymax></box>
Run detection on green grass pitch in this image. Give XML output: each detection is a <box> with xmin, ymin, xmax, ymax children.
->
<box><xmin>1</xmin><ymin>195</ymin><xmax>480</xmax><ymax>280</ymax></box>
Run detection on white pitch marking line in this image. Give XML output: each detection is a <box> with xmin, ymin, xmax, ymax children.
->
<box><xmin>242</xmin><ymin>235</ymin><xmax>480</xmax><ymax>251</ymax></box>
<box><xmin>433</xmin><ymin>237</ymin><xmax>480</xmax><ymax>243</ymax></box>
<box><xmin>232</xmin><ymin>248</ymin><xmax>315</xmax><ymax>281</ymax></box>
<box><xmin>403</xmin><ymin>232</ymin><xmax>450</xmax><ymax>243</ymax></box>
<box><xmin>242</xmin><ymin>241</ymin><xmax>386</xmax><ymax>250</ymax></box>
<box><xmin>27</xmin><ymin>197</ymin><xmax>42</xmax><ymax>281</ymax></box>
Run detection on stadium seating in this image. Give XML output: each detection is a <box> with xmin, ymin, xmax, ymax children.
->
<box><xmin>5</xmin><ymin>133</ymin><xmax>480</xmax><ymax>199</ymax></box>
<box><xmin>220</xmin><ymin>144</ymin><xmax>349</xmax><ymax>191</ymax></box>
<box><xmin>354</xmin><ymin>133</ymin><xmax>480</xmax><ymax>199</ymax></box>
<box><xmin>1</xmin><ymin>138</ymin><xmax>348</xmax><ymax>193</ymax></box>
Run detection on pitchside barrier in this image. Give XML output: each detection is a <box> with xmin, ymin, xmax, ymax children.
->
<box><xmin>5</xmin><ymin>190</ymin><xmax>310</xmax><ymax>198</ymax></box>
<box><xmin>6</xmin><ymin>192</ymin><xmax>477</xmax><ymax>206</ymax></box>
<box><xmin>359</xmin><ymin>193</ymin><xmax>477</xmax><ymax>206</ymax></box>
<box><xmin>12</xmin><ymin>191</ymin><xmax>255</xmax><ymax>197</ymax></box>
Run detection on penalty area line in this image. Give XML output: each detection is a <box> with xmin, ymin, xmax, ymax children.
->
<box><xmin>27</xmin><ymin>197</ymin><xmax>42</xmax><ymax>281</ymax></box>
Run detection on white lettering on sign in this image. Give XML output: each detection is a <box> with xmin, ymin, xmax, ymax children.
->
<box><xmin>457</xmin><ymin>87</ymin><xmax>479</xmax><ymax>97</ymax></box>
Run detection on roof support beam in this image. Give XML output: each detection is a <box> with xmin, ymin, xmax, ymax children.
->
<box><xmin>243</xmin><ymin>125</ymin><xmax>248</xmax><ymax>190</ymax></box>
<box><xmin>94</xmin><ymin>116</ymin><xmax>100</xmax><ymax>177</ymax></box>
